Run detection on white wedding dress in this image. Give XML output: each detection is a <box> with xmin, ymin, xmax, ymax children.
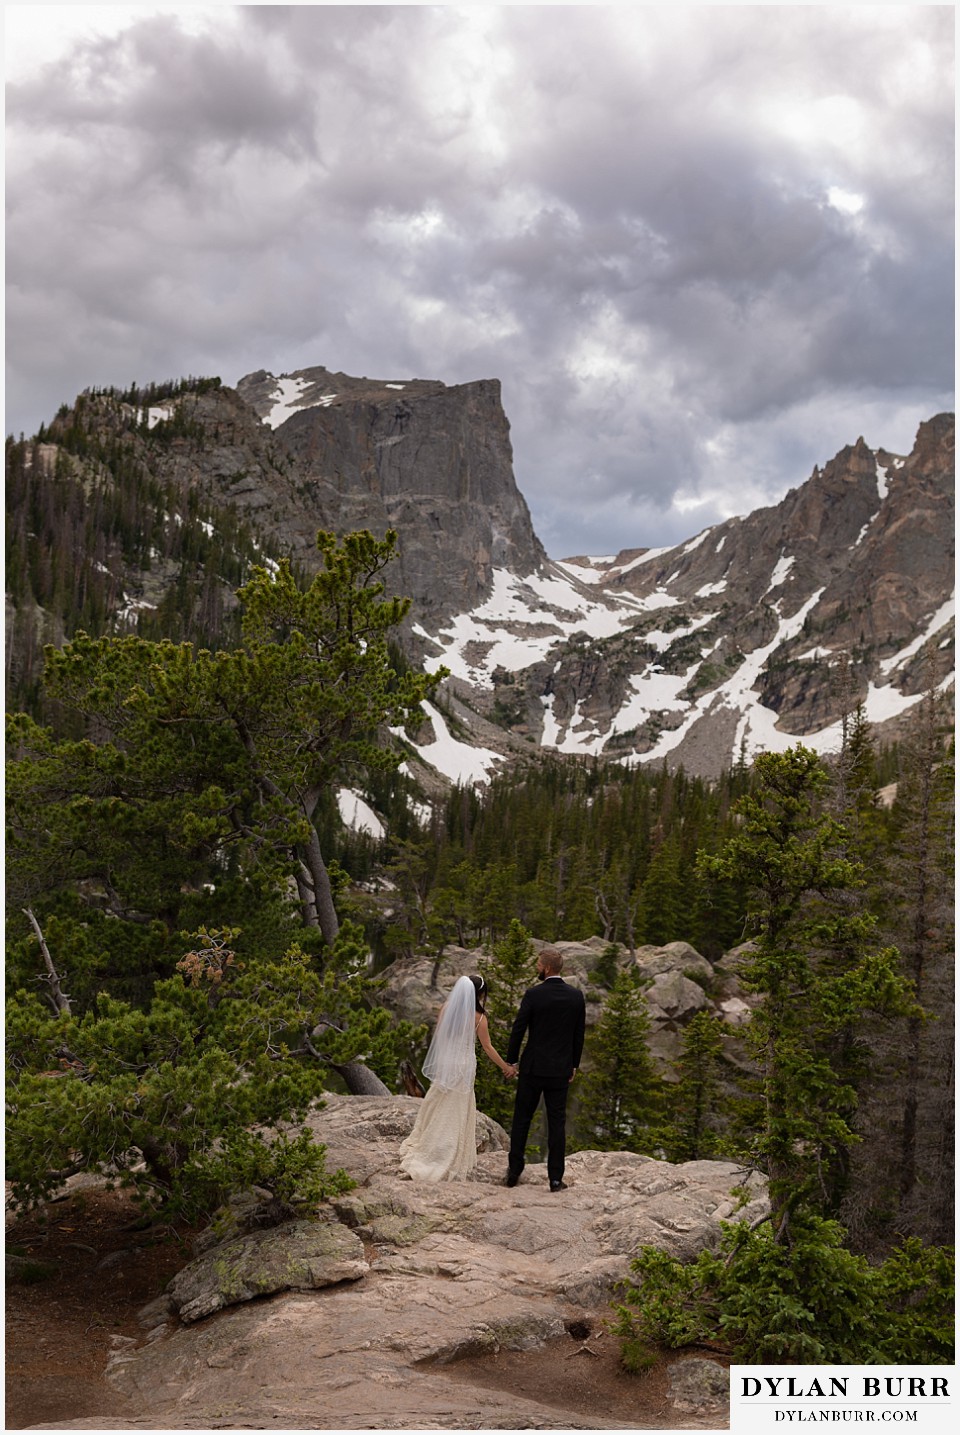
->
<box><xmin>399</xmin><ymin>979</ymin><xmax>481</xmax><ymax>1182</ymax></box>
<box><xmin>398</xmin><ymin>1081</ymin><xmax>478</xmax><ymax>1182</ymax></box>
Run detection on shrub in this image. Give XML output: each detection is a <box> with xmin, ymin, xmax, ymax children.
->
<box><xmin>613</xmin><ymin>1214</ymin><xmax>954</xmax><ymax>1365</ymax></box>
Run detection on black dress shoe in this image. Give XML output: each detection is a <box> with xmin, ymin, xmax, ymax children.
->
<box><xmin>505</xmin><ymin>1171</ymin><xmax>520</xmax><ymax>1187</ymax></box>
<box><xmin>549</xmin><ymin>1180</ymin><xmax>567</xmax><ymax>1192</ymax></box>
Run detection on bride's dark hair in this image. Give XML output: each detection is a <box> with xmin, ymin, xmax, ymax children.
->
<box><xmin>469</xmin><ymin>974</ymin><xmax>487</xmax><ymax>1013</ymax></box>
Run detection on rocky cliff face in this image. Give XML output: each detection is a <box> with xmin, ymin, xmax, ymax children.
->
<box><xmin>605</xmin><ymin>414</ymin><xmax>953</xmax><ymax>685</ymax></box>
<box><xmin>236</xmin><ymin>365</ymin><xmax>546</xmax><ymax>624</ymax></box>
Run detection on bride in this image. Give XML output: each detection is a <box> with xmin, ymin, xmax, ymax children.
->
<box><xmin>399</xmin><ymin>974</ymin><xmax>514</xmax><ymax>1182</ymax></box>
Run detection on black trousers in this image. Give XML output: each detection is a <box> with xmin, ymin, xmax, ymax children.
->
<box><xmin>508</xmin><ymin>1073</ymin><xmax>570</xmax><ymax>1184</ymax></box>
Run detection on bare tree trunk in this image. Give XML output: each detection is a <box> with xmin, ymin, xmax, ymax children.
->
<box><xmin>254</xmin><ymin>771</ymin><xmax>339</xmax><ymax>943</ymax></box>
<box><xmin>595</xmin><ymin>886</ymin><xmax>612</xmax><ymax>941</ymax></box>
<box><xmin>302</xmin><ymin>825</ymin><xmax>340</xmax><ymax>945</ymax></box>
<box><xmin>295</xmin><ymin>862</ymin><xmax>320</xmax><ymax>928</ymax></box>
<box><xmin>23</xmin><ymin>908</ymin><xmax>72</xmax><ymax>1015</ymax></box>
<box><xmin>332</xmin><ymin>1060</ymin><xmax>391</xmax><ymax>1096</ymax></box>
<box><xmin>399</xmin><ymin>1060</ymin><xmax>425</xmax><ymax>1097</ymax></box>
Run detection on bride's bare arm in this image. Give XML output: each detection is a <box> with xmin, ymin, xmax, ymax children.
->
<box><xmin>476</xmin><ymin>1014</ymin><xmax>514</xmax><ymax>1075</ymax></box>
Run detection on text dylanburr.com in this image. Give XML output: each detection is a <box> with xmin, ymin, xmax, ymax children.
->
<box><xmin>730</xmin><ymin>1367</ymin><xmax>955</xmax><ymax>1435</ymax></box>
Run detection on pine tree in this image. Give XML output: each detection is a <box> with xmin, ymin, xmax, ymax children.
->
<box><xmin>830</xmin><ymin>699</ymin><xmax>891</xmax><ymax>920</ymax></box>
<box><xmin>612</xmin><ymin>746</ymin><xmax>949</xmax><ymax>1372</ymax></box>
<box><xmin>697</xmin><ymin>745</ymin><xmax>916</xmax><ymax>1244</ymax></box>
<box><xmin>637</xmin><ymin>832</ymin><xmax>684</xmax><ymax>945</ymax></box>
<box><xmin>575</xmin><ymin>967</ymin><xmax>664</xmax><ymax>1153</ymax></box>
<box><xmin>5</xmin><ymin>921</ymin><xmax>420</xmax><ymax>1219</ymax></box>
<box><xmin>886</xmin><ymin>687</ymin><xmax>954</xmax><ymax>1242</ymax></box>
<box><xmin>26</xmin><ymin>530</ymin><xmax>441</xmax><ymax>947</ymax></box>
<box><xmin>666</xmin><ymin>1010</ymin><xmax>728</xmax><ymax>1161</ymax></box>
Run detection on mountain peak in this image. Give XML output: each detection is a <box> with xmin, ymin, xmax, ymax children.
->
<box><xmin>6</xmin><ymin>373</ymin><xmax>953</xmax><ymax>785</ymax></box>
<box><xmin>237</xmin><ymin>365</ymin><xmax>545</xmax><ymax>624</ymax></box>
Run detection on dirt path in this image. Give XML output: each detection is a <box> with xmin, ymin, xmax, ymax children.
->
<box><xmin>6</xmin><ymin>1186</ymin><xmax>197</xmax><ymax>1429</ymax></box>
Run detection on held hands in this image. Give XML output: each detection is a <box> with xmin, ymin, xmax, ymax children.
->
<box><xmin>502</xmin><ymin>1062</ymin><xmax>518</xmax><ymax>1080</ymax></box>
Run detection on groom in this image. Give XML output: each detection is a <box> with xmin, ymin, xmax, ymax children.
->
<box><xmin>504</xmin><ymin>947</ymin><xmax>586</xmax><ymax>1192</ymax></box>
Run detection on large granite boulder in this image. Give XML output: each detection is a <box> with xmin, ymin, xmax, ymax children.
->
<box><xmin>165</xmin><ymin>1219</ymin><xmax>368</xmax><ymax>1323</ymax></box>
<box><xmin>634</xmin><ymin>941</ymin><xmax>714</xmax><ymax>986</ymax></box>
<box><xmin>644</xmin><ymin>971</ymin><xmax>713</xmax><ymax>1025</ymax></box>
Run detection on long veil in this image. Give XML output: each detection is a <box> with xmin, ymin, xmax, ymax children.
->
<box><xmin>422</xmin><ymin>975</ymin><xmax>478</xmax><ymax>1093</ymax></box>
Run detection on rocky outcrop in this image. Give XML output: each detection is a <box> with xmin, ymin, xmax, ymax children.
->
<box><xmin>237</xmin><ymin>365</ymin><xmax>547</xmax><ymax>625</ymax></box>
<box><xmin>164</xmin><ymin>1219</ymin><xmax>368</xmax><ymax>1323</ymax></box>
<box><xmin>9</xmin><ymin>368</ymin><xmax>547</xmax><ymax>687</ymax></box>
<box><xmin>377</xmin><ymin>934</ymin><xmax>743</xmax><ymax>1078</ymax></box>
<box><xmin>38</xmin><ymin>1095</ymin><xmax>762</xmax><ymax>1430</ymax></box>
<box><xmin>377</xmin><ymin>937</ymin><xmax>770</xmax><ymax>1108</ymax></box>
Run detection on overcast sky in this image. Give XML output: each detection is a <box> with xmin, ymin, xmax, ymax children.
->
<box><xmin>5</xmin><ymin>3</ymin><xmax>954</xmax><ymax>558</ymax></box>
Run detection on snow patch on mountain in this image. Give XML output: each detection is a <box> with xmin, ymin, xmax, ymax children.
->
<box><xmin>416</xmin><ymin>550</ymin><xmax>951</xmax><ymax>774</ymax></box>
<box><xmin>644</xmin><ymin>611</ymin><xmax>718</xmax><ymax>653</ymax></box>
<box><xmin>265</xmin><ymin>378</ymin><xmax>309</xmax><ymax>427</ymax></box>
<box><xmin>417</xmin><ymin>565</ymin><xmax>663</xmax><ymax>684</ymax></box>
<box><xmin>766</xmin><ymin>554</ymin><xmax>795</xmax><ymax>592</ymax></box>
<box><xmin>609</xmin><ymin>589</ymin><xmax>830</xmax><ymax>767</ymax></box>
<box><xmin>337</xmin><ymin>789</ymin><xmax>385</xmax><ymax>840</ymax></box>
<box><xmin>878</xmin><ymin>594</ymin><xmax>955</xmax><ymax>676</ymax></box>
<box><xmin>397</xmin><ymin>701</ymin><xmax>502</xmax><ymax>786</ymax></box>
<box><xmin>553</xmin><ymin>558</ymin><xmax>615</xmax><ymax>585</ymax></box>
<box><xmin>679</xmin><ymin>529</ymin><xmax>711</xmax><ymax>557</ymax></box>
<box><xmin>610</xmin><ymin>666</ymin><xmax>700</xmax><ymax>734</ymax></box>
<box><xmin>610</xmin><ymin>546</ymin><xmax>674</xmax><ymax>579</ymax></box>
<box><xmin>578</xmin><ymin>580</ymin><xmax>950</xmax><ymax>770</ymax></box>
<box><xmin>417</xmin><ymin>497</ymin><xmax>954</xmax><ymax>775</ymax></box>
<box><xmin>540</xmin><ymin>692</ymin><xmax>599</xmax><ymax>756</ymax></box>
<box><xmin>115</xmin><ymin>595</ymin><xmax>158</xmax><ymax>626</ymax></box>
<box><xmin>263</xmin><ymin>376</ymin><xmax>337</xmax><ymax>428</ymax></box>
<box><xmin>561</xmin><ymin>546</ymin><xmax>684</xmax><ymax>584</ymax></box>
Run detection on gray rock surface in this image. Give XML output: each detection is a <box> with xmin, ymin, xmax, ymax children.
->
<box><xmin>667</xmin><ymin>1356</ymin><xmax>731</xmax><ymax>1410</ymax></box>
<box><xmin>166</xmin><ymin>1218</ymin><xmax>368</xmax><ymax>1323</ymax></box>
<box><xmin>518</xmin><ymin>414</ymin><xmax>955</xmax><ymax>774</ymax></box>
<box><xmin>237</xmin><ymin>365</ymin><xmax>547</xmax><ymax>628</ymax></box>
<box><xmin>644</xmin><ymin>972</ymin><xmax>713</xmax><ymax>1024</ymax></box>
<box><xmin>635</xmin><ymin>942</ymin><xmax>715</xmax><ymax>985</ymax></box>
<box><xmin>15</xmin><ymin>382</ymin><xmax>951</xmax><ymax>785</ymax></box>
<box><xmin>33</xmin><ymin>1094</ymin><xmax>766</xmax><ymax>1430</ymax></box>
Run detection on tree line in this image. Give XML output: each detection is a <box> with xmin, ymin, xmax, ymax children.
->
<box><xmin>320</xmin><ymin>724</ymin><xmax>901</xmax><ymax>966</ymax></box>
<box><xmin>5</xmin><ymin>389</ymin><xmax>287</xmax><ymax>717</ymax></box>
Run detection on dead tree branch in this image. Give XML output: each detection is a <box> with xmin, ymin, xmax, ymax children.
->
<box><xmin>23</xmin><ymin>908</ymin><xmax>72</xmax><ymax>1016</ymax></box>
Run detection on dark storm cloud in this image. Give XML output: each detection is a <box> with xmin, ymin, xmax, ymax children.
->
<box><xmin>5</xmin><ymin>4</ymin><xmax>953</xmax><ymax>557</ymax></box>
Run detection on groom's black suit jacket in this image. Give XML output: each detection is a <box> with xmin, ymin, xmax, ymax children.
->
<box><xmin>507</xmin><ymin>977</ymin><xmax>586</xmax><ymax>1082</ymax></box>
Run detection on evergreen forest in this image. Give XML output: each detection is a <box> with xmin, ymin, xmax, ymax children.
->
<box><xmin>5</xmin><ymin>399</ymin><xmax>954</xmax><ymax>1365</ymax></box>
